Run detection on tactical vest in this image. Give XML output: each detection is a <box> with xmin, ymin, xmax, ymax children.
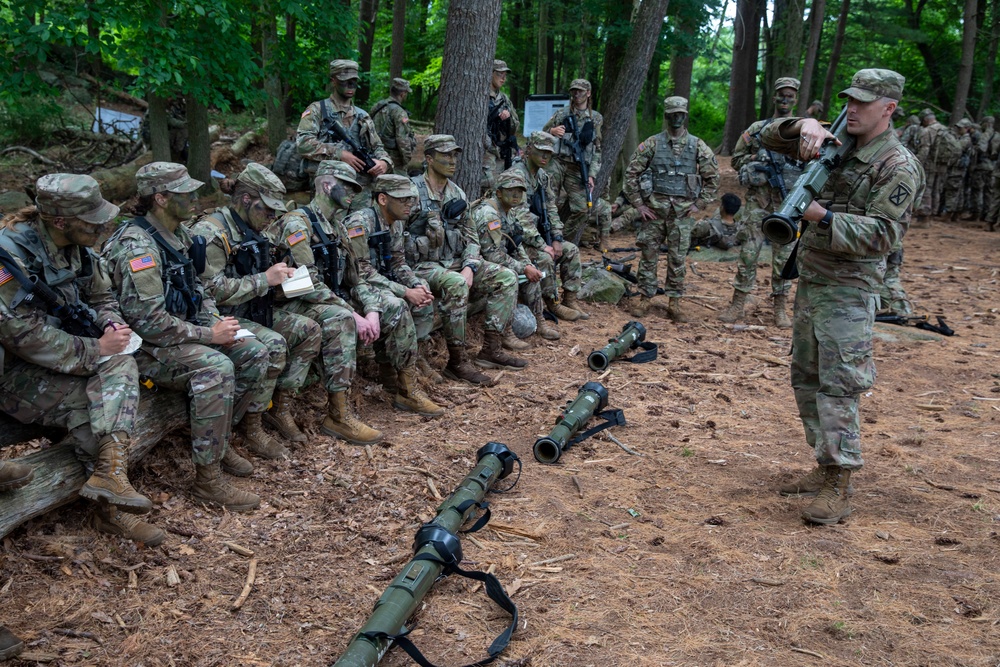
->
<box><xmin>371</xmin><ymin>99</ymin><xmax>402</xmax><ymax>150</ymax></box>
<box><xmin>209</xmin><ymin>208</ymin><xmax>275</xmax><ymax>327</ymax></box>
<box><xmin>347</xmin><ymin>207</ymin><xmax>396</xmax><ymax>281</ymax></box>
<box><xmin>650</xmin><ymin>132</ymin><xmax>702</xmax><ymax>198</ymax></box>
<box><xmin>301</xmin><ymin>206</ymin><xmax>349</xmax><ymax>299</ymax></box>
<box><xmin>554</xmin><ymin>109</ymin><xmax>597</xmax><ymax>166</ymax></box>
<box><xmin>753</xmin><ymin>143</ymin><xmax>804</xmax><ymax>191</ymax></box>
<box><xmin>118</xmin><ymin>218</ymin><xmax>205</xmax><ymax>322</ymax></box>
<box><xmin>407</xmin><ymin>175</ymin><xmax>467</xmax><ymax>265</ymax></box>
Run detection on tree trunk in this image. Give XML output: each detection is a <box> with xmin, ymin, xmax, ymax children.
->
<box><xmin>903</xmin><ymin>0</ymin><xmax>949</xmax><ymax>110</ymax></box>
<box><xmin>535</xmin><ymin>0</ymin><xmax>550</xmax><ymax>93</ymax></box>
<box><xmin>596</xmin><ymin>14</ymin><xmax>630</xmax><ymax>111</ymax></box>
<box><xmin>357</xmin><ymin>0</ymin><xmax>380</xmax><ymax>106</ymax></box>
<box><xmin>721</xmin><ymin>0</ymin><xmax>763</xmax><ymax>154</ymax></box>
<box><xmin>797</xmin><ymin>0</ymin><xmax>826</xmax><ymax>115</ymax></box>
<box><xmin>952</xmin><ymin>0</ymin><xmax>980</xmax><ymax>123</ymax></box>
<box><xmin>593</xmin><ymin>0</ymin><xmax>671</xmax><ymax>200</ymax></box>
<box><xmin>390</xmin><ymin>0</ymin><xmax>406</xmax><ymax>80</ymax></box>
<box><xmin>261</xmin><ymin>12</ymin><xmax>285</xmax><ymax>154</ymax></box>
<box><xmin>760</xmin><ymin>2</ymin><xmax>773</xmax><ymax>119</ymax></box>
<box><xmin>820</xmin><ymin>0</ymin><xmax>850</xmax><ymax>115</ymax></box>
<box><xmin>147</xmin><ymin>93</ymin><xmax>171</xmax><ymax>162</ymax></box>
<box><xmin>644</xmin><ymin>52</ymin><xmax>665</xmax><ymax>129</ymax></box>
<box><xmin>978</xmin><ymin>0</ymin><xmax>1000</xmax><ymax>118</ymax></box>
<box><xmin>185</xmin><ymin>95</ymin><xmax>212</xmax><ymax>186</ymax></box>
<box><xmin>435</xmin><ymin>0</ymin><xmax>502</xmax><ymax>197</ymax></box>
<box><xmin>283</xmin><ymin>15</ymin><xmax>298</xmax><ymax>118</ymax></box>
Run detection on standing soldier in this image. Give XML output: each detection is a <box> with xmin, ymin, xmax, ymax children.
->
<box><xmin>939</xmin><ymin>119</ymin><xmax>970</xmax><ymax>220</ymax></box>
<box><xmin>509</xmin><ymin>131</ymin><xmax>589</xmax><ymax>322</ymax></box>
<box><xmin>104</xmin><ymin>162</ymin><xmax>267</xmax><ymax>513</ymax></box>
<box><xmin>915</xmin><ymin>109</ymin><xmax>946</xmax><ymax>219</ymax></box>
<box><xmin>371</xmin><ymin>78</ymin><xmax>417</xmax><ymax>176</ymax></box>
<box><xmin>719</xmin><ymin>77</ymin><xmax>804</xmax><ymax>328</ymax></box>
<box><xmin>296</xmin><ymin>59</ymin><xmax>391</xmax><ymax>209</ymax></box>
<box><xmin>624</xmin><ymin>96</ymin><xmax>719</xmax><ymax>322</ymax></box>
<box><xmin>470</xmin><ymin>169</ymin><xmax>560</xmax><ymax>341</ymax></box>
<box><xmin>0</xmin><ymin>174</ymin><xmax>162</xmax><ymax>545</ymax></box>
<box><xmin>484</xmin><ymin>59</ymin><xmax>520</xmax><ymax>191</ymax></box>
<box><xmin>406</xmin><ymin>135</ymin><xmax>527</xmax><ymax>375</ymax></box>
<box><xmin>543</xmin><ymin>79</ymin><xmax>612</xmax><ymax>247</ymax></box>
<box><xmin>898</xmin><ymin>114</ymin><xmax>921</xmax><ymax>153</ymax></box>
<box><xmin>972</xmin><ymin>116</ymin><xmax>999</xmax><ymax>221</ymax></box>
<box><xmin>187</xmin><ymin>164</ymin><xmax>322</xmax><ymax>457</ymax></box>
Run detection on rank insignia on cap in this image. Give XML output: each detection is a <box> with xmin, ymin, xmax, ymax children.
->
<box><xmin>487</xmin><ymin>219</ymin><xmax>501</xmax><ymax>231</ymax></box>
<box><xmin>129</xmin><ymin>254</ymin><xmax>157</xmax><ymax>272</ymax></box>
<box><xmin>287</xmin><ymin>230</ymin><xmax>307</xmax><ymax>246</ymax></box>
<box><xmin>0</xmin><ymin>265</ymin><xmax>12</xmax><ymax>286</ymax></box>
<box><xmin>347</xmin><ymin>226</ymin><xmax>365</xmax><ymax>238</ymax></box>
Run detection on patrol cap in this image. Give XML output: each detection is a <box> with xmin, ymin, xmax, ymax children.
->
<box><xmin>983</xmin><ymin>115</ymin><xmax>995</xmax><ymax>124</ymax></box>
<box><xmin>839</xmin><ymin>68</ymin><xmax>905</xmax><ymax>102</ymax></box>
<box><xmin>956</xmin><ymin>118</ymin><xmax>974</xmax><ymax>129</ymax></box>
<box><xmin>663</xmin><ymin>96</ymin><xmax>689</xmax><ymax>114</ymax></box>
<box><xmin>237</xmin><ymin>162</ymin><xmax>287</xmax><ymax>213</ymax></box>
<box><xmin>569</xmin><ymin>79</ymin><xmax>591</xmax><ymax>91</ymax></box>
<box><xmin>528</xmin><ymin>131</ymin><xmax>556</xmax><ymax>153</ymax></box>
<box><xmin>774</xmin><ymin>77</ymin><xmax>800</xmax><ymax>91</ymax></box>
<box><xmin>907</xmin><ymin>115</ymin><xmax>920</xmax><ymax>124</ymax></box>
<box><xmin>315</xmin><ymin>160</ymin><xmax>361</xmax><ymax>189</ymax></box>
<box><xmin>424</xmin><ymin>134</ymin><xmax>462</xmax><ymax>154</ymax></box>
<box><xmin>373</xmin><ymin>174</ymin><xmax>418</xmax><ymax>199</ymax></box>
<box><xmin>493</xmin><ymin>60</ymin><xmax>511</xmax><ymax>73</ymax></box>
<box><xmin>35</xmin><ymin>174</ymin><xmax>119</xmax><ymax>225</ymax></box>
<box><xmin>809</xmin><ymin>100</ymin><xmax>824</xmax><ymax>111</ymax></box>
<box><xmin>495</xmin><ymin>169</ymin><xmax>527</xmax><ymax>191</ymax></box>
<box><xmin>391</xmin><ymin>77</ymin><xmax>412</xmax><ymax>93</ymax></box>
<box><xmin>918</xmin><ymin>108</ymin><xmax>934</xmax><ymax>119</ymax></box>
<box><xmin>329</xmin><ymin>59</ymin><xmax>360</xmax><ymax>81</ymax></box>
<box><xmin>136</xmin><ymin>161</ymin><xmax>204</xmax><ymax>197</ymax></box>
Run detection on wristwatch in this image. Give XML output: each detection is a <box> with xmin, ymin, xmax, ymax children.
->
<box><xmin>464</xmin><ymin>263</ymin><xmax>478</xmax><ymax>275</ymax></box>
<box><xmin>553</xmin><ymin>234</ymin><xmax>564</xmax><ymax>243</ymax></box>
<box><xmin>817</xmin><ymin>209</ymin><xmax>834</xmax><ymax>230</ymax></box>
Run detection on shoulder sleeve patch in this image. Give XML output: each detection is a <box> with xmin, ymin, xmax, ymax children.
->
<box><xmin>347</xmin><ymin>225</ymin><xmax>365</xmax><ymax>238</ymax></box>
<box><xmin>401</xmin><ymin>116</ymin><xmax>409</xmax><ymax>123</ymax></box>
<box><xmin>129</xmin><ymin>254</ymin><xmax>157</xmax><ymax>272</ymax></box>
<box><xmin>301</xmin><ymin>109</ymin><xmax>312</xmax><ymax>118</ymax></box>
<box><xmin>287</xmin><ymin>230</ymin><xmax>307</xmax><ymax>246</ymax></box>
<box><xmin>0</xmin><ymin>264</ymin><xmax>13</xmax><ymax>287</ymax></box>
<box><xmin>487</xmin><ymin>219</ymin><xmax>502</xmax><ymax>231</ymax></box>
<box><xmin>888</xmin><ymin>182</ymin><xmax>912</xmax><ymax>207</ymax></box>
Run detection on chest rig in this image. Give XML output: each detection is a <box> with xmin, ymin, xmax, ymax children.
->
<box><xmin>301</xmin><ymin>206</ymin><xmax>350</xmax><ymax>299</ymax></box>
<box><xmin>651</xmin><ymin>132</ymin><xmax>701</xmax><ymax>198</ymax></box>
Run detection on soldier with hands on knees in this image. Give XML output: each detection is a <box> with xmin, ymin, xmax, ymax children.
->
<box><xmin>371</xmin><ymin>78</ymin><xmax>417</xmax><ymax>176</ymax></box>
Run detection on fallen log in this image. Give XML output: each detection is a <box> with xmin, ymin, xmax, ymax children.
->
<box><xmin>0</xmin><ymin>391</ymin><xmax>188</xmax><ymax>540</ymax></box>
<box><xmin>91</xmin><ymin>150</ymin><xmax>153</xmax><ymax>201</ymax></box>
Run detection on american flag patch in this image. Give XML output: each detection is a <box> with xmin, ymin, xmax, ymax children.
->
<box><xmin>347</xmin><ymin>226</ymin><xmax>365</xmax><ymax>238</ymax></box>
<box><xmin>129</xmin><ymin>254</ymin><xmax>157</xmax><ymax>272</ymax></box>
<box><xmin>287</xmin><ymin>230</ymin><xmax>307</xmax><ymax>246</ymax></box>
<box><xmin>487</xmin><ymin>219</ymin><xmax>501</xmax><ymax>231</ymax></box>
<box><xmin>0</xmin><ymin>264</ymin><xmax>12</xmax><ymax>286</ymax></box>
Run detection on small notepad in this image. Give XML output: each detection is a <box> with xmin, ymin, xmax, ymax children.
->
<box><xmin>281</xmin><ymin>265</ymin><xmax>314</xmax><ymax>297</ymax></box>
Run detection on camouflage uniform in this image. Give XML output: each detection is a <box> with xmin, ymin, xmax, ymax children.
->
<box><xmin>760</xmin><ymin>70</ymin><xmax>925</xmax><ymax>473</ymax></box>
<box><xmin>371</xmin><ymin>78</ymin><xmax>416</xmax><ymax>176</ymax></box>
<box><xmin>689</xmin><ymin>212</ymin><xmax>739</xmax><ymax>250</ymax></box>
<box><xmin>103</xmin><ymin>164</ymin><xmax>271</xmax><ymax>465</ymax></box>
<box><xmin>624</xmin><ymin>97</ymin><xmax>719</xmax><ymax>299</ymax></box>
<box><xmin>898</xmin><ymin>115</ymin><xmax>921</xmax><ymax>154</ymax></box>
<box><xmin>972</xmin><ymin>118</ymin><xmax>999</xmax><ymax>219</ymax></box>
<box><xmin>484</xmin><ymin>60</ymin><xmax>520</xmax><ymax>190</ymax></box>
<box><xmin>940</xmin><ymin>122</ymin><xmax>970</xmax><ymax>216</ymax></box>
<box><xmin>915</xmin><ymin>113</ymin><xmax>946</xmax><ymax>216</ymax></box>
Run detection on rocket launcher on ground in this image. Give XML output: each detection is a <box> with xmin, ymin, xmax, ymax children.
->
<box><xmin>533</xmin><ymin>382</ymin><xmax>625</xmax><ymax>464</ymax></box>
<box><xmin>587</xmin><ymin>321</ymin><xmax>657</xmax><ymax>371</ymax></box>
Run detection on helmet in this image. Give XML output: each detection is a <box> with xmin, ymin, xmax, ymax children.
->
<box><xmin>511</xmin><ymin>304</ymin><xmax>537</xmax><ymax>339</ymax></box>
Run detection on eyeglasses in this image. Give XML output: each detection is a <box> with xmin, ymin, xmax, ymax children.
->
<box><xmin>389</xmin><ymin>195</ymin><xmax>418</xmax><ymax>206</ymax></box>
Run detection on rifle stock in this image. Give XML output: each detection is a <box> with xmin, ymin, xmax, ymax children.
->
<box><xmin>326</xmin><ymin>118</ymin><xmax>378</xmax><ymax>174</ymax></box>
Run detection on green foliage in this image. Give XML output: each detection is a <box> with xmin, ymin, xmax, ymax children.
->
<box><xmin>0</xmin><ymin>95</ymin><xmax>65</xmax><ymax>146</ymax></box>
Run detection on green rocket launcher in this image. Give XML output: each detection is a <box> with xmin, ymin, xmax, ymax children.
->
<box><xmin>533</xmin><ymin>381</ymin><xmax>625</xmax><ymax>464</ymax></box>
<box><xmin>331</xmin><ymin>442</ymin><xmax>520</xmax><ymax>667</ymax></box>
<box><xmin>587</xmin><ymin>321</ymin><xmax>657</xmax><ymax>371</ymax></box>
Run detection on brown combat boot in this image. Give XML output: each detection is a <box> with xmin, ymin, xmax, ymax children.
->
<box><xmin>562</xmin><ymin>290</ymin><xmax>590</xmax><ymax>320</ymax></box>
<box><xmin>238</xmin><ymin>412</ymin><xmax>289</xmax><ymax>460</ymax></box>
<box><xmin>394</xmin><ymin>366</ymin><xmax>446</xmax><ymax>417</ymax></box>
<box><xmin>416</xmin><ymin>339</ymin><xmax>444</xmax><ymax>384</ymax></box>
<box><xmin>379</xmin><ymin>362</ymin><xmax>399</xmax><ymax>396</ymax></box>
<box><xmin>780</xmin><ymin>464</ymin><xmax>854</xmax><ymax>497</ymax></box>
<box><xmin>545</xmin><ymin>296</ymin><xmax>581</xmax><ymax>322</ymax></box>
<box><xmin>220</xmin><ymin>445</ymin><xmax>254</xmax><ymax>477</ymax></box>
<box><xmin>443</xmin><ymin>344</ymin><xmax>495</xmax><ymax>386</ymax></box>
<box><xmin>667</xmin><ymin>297</ymin><xmax>689</xmax><ymax>323</ymax></box>
<box><xmin>502</xmin><ymin>329</ymin><xmax>531</xmax><ymax>351</ymax></box>
<box><xmin>772</xmin><ymin>294</ymin><xmax>792</xmax><ymax>329</ymax></box>
<box><xmin>0</xmin><ymin>460</ymin><xmax>34</xmax><ymax>492</ymax></box>
<box><xmin>263</xmin><ymin>389</ymin><xmax>306</xmax><ymax>443</ymax></box>
<box><xmin>321</xmin><ymin>391</ymin><xmax>384</xmax><ymax>444</ymax></box>
<box><xmin>191</xmin><ymin>462</ymin><xmax>261</xmax><ymax>512</ymax></box>
<box><xmin>535</xmin><ymin>313</ymin><xmax>561</xmax><ymax>341</ymax></box>
<box><xmin>801</xmin><ymin>466</ymin><xmax>853</xmax><ymax>525</ymax></box>
<box><xmin>0</xmin><ymin>625</ymin><xmax>24</xmax><ymax>661</ymax></box>
<box><xmin>79</xmin><ymin>434</ymin><xmax>152</xmax><ymax>514</ymax></box>
<box><xmin>476</xmin><ymin>331</ymin><xmax>529</xmax><ymax>371</ymax></box>
<box><xmin>717</xmin><ymin>290</ymin><xmax>747</xmax><ymax>323</ymax></box>
<box><xmin>630</xmin><ymin>295</ymin><xmax>651</xmax><ymax>318</ymax></box>
<box><xmin>91</xmin><ymin>504</ymin><xmax>166</xmax><ymax>546</ymax></box>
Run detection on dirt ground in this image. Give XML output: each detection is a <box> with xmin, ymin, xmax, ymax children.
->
<box><xmin>2</xmin><ymin>156</ymin><xmax>1000</xmax><ymax>667</ymax></box>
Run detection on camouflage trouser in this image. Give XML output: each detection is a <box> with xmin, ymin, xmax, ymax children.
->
<box><xmin>414</xmin><ymin>262</ymin><xmax>518</xmax><ymax>343</ymax></box>
<box><xmin>919</xmin><ymin>169</ymin><xmax>945</xmax><ymax>216</ymax></box>
<box><xmin>546</xmin><ymin>159</ymin><xmax>612</xmax><ymax>244</ymax></box>
<box><xmin>636</xmin><ymin>211</ymin><xmax>694</xmax><ymax>298</ymax></box>
<box><xmin>791</xmin><ymin>281</ymin><xmax>877</xmax><ymax>471</ymax></box>
<box><xmin>971</xmin><ymin>165</ymin><xmax>994</xmax><ymax>217</ymax></box>
<box><xmin>277</xmin><ymin>300</ymin><xmax>356</xmax><ymax>393</ymax></box>
<box><xmin>611</xmin><ymin>204</ymin><xmax>640</xmax><ymax>232</ymax></box>
<box><xmin>943</xmin><ymin>168</ymin><xmax>966</xmax><ymax>214</ymax></box>
<box><xmin>0</xmin><ymin>354</ymin><xmax>139</xmax><ymax>459</ymax></box>
<box><xmin>136</xmin><ymin>339</ymin><xmax>270</xmax><ymax>465</ymax></box>
<box><xmin>518</xmin><ymin>274</ymin><xmax>544</xmax><ymax>314</ymax></box>
<box><xmin>525</xmin><ymin>241</ymin><xmax>582</xmax><ymax>301</ymax></box>
<box><xmin>241</xmin><ymin>311</ymin><xmax>321</xmax><ymax>393</ymax></box>
<box><xmin>878</xmin><ymin>247</ymin><xmax>911</xmax><ymax>314</ymax></box>
<box><xmin>368</xmin><ymin>291</ymin><xmax>417</xmax><ymax>369</ymax></box>
<box><xmin>732</xmin><ymin>204</ymin><xmax>793</xmax><ymax>296</ymax></box>
<box><xmin>989</xmin><ymin>171</ymin><xmax>1000</xmax><ymax>224</ymax></box>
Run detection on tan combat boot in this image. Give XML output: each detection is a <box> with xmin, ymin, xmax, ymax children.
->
<box><xmin>476</xmin><ymin>331</ymin><xmax>529</xmax><ymax>371</ymax></box>
<box><xmin>534</xmin><ymin>313</ymin><xmax>561</xmax><ymax>341</ymax></box>
<box><xmin>630</xmin><ymin>295</ymin><xmax>651</xmax><ymax>318</ymax></box>
<box><xmin>238</xmin><ymin>412</ymin><xmax>289</xmax><ymax>460</ymax></box>
<box><xmin>779</xmin><ymin>464</ymin><xmax>854</xmax><ymax>497</ymax></box>
<box><xmin>502</xmin><ymin>328</ymin><xmax>531</xmax><ymax>351</ymax></box>
<box><xmin>191</xmin><ymin>462</ymin><xmax>261</xmax><ymax>512</ymax></box>
<box><xmin>0</xmin><ymin>625</ymin><xmax>25</xmax><ymax>661</ymax></box>
<box><xmin>79</xmin><ymin>433</ymin><xmax>152</xmax><ymax>514</ymax></box>
<box><xmin>416</xmin><ymin>339</ymin><xmax>444</xmax><ymax>384</ymax></box>
<box><xmin>321</xmin><ymin>391</ymin><xmax>384</xmax><ymax>444</ymax></box>
<box><xmin>394</xmin><ymin>366</ymin><xmax>446</xmax><ymax>417</ymax></box>
<box><xmin>772</xmin><ymin>294</ymin><xmax>792</xmax><ymax>329</ymax></box>
<box><xmin>91</xmin><ymin>504</ymin><xmax>166</xmax><ymax>546</ymax></box>
<box><xmin>801</xmin><ymin>466</ymin><xmax>853</xmax><ymax>525</ymax></box>
<box><xmin>263</xmin><ymin>389</ymin><xmax>306</xmax><ymax>443</ymax></box>
<box><xmin>717</xmin><ymin>290</ymin><xmax>747</xmax><ymax>323</ymax></box>
<box><xmin>443</xmin><ymin>343</ymin><xmax>494</xmax><ymax>386</ymax></box>
<box><xmin>545</xmin><ymin>296</ymin><xmax>581</xmax><ymax>322</ymax></box>
<box><xmin>221</xmin><ymin>445</ymin><xmax>254</xmax><ymax>477</ymax></box>
<box><xmin>667</xmin><ymin>297</ymin><xmax>689</xmax><ymax>323</ymax></box>
<box><xmin>0</xmin><ymin>460</ymin><xmax>34</xmax><ymax>492</ymax></box>
<box><xmin>562</xmin><ymin>290</ymin><xmax>590</xmax><ymax>320</ymax></box>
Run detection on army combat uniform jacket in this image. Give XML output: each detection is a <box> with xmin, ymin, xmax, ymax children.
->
<box><xmin>296</xmin><ymin>96</ymin><xmax>392</xmax><ymax>188</ymax></box>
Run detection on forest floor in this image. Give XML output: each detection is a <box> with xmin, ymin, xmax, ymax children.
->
<box><xmin>2</xmin><ymin>153</ymin><xmax>1000</xmax><ymax>667</ymax></box>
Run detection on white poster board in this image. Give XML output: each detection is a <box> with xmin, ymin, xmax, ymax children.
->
<box><xmin>523</xmin><ymin>94</ymin><xmax>570</xmax><ymax>136</ymax></box>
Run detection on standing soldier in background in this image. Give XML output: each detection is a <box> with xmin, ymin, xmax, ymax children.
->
<box><xmin>484</xmin><ymin>59</ymin><xmax>519</xmax><ymax>192</ymax></box>
<box><xmin>296</xmin><ymin>59</ymin><xmax>391</xmax><ymax>209</ymax></box>
<box><xmin>104</xmin><ymin>162</ymin><xmax>266</xmax><ymax>513</ymax></box>
<box><xmin>940</xmin><ymin>119</ymin><xmax>971</xmax><ymax>221</ymax></box>
<box><xmin>0</xmin><ymin>175</ymin><xmax>162</xmax><ymax>545</ymax></box>
<box><xmin>972</xmin><ymin>116</ymin><xmax>999</xmax><ymax>222</ymax></box>
<box><xmin>624</xmin><ymin>96</ymin><xmax>719</xmax><ymax>322</ymax></box>
<box><xmin>371</xmin><ymin>78</ymin><xmax>416</xmax><ymax>177</ymax></box>
<box><xmin>898</xmin><ymin>114</ymin><xmax>921</xmax><ymax>153</ymax></box>
<box><xmin>719</xmin><ymin>77</ymin><xmax>804</xmax><ymax>328</ymax></box>
<box><xmin>915</xmin><ymin>109</ymin><xmax>946</xmax><ymax>219</ymax></box>
<box><xmin>543</xmin><ymin>79</ymin><xmax>612</xmax><ymax>248</ymax></box>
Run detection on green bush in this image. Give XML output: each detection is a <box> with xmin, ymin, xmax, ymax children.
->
<box><xmin>0</xmin><ymin>96</ymin><xmax>65</xmax><ymax>147</ymax></box>
<box><xmin>687</xmin><ymin>95</ymin><xmax>726</xmax><ymax>149</ymax></box>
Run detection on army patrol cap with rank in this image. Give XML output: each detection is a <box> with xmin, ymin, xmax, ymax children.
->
<box><xmin>237</xmin><ymin>162</ymin><xmax>288</xmax><ymax>213</ymax></box>
<box><xmin>330</xmin><ymin>59</ymin><xmax>360</xmax><ymax>81</ymax></box>
<box><xmin>663</xmin><ymin>96</ymin><xmax>689</xmax><ymax>114</ymax></box>
<box><xmin>136</xmin><ymin>161</ymin><xmax>204</xmax><ymax>196</ymax></box>
<box><xmin>315</xmin><ymin>160</ymin><xmax>362</xmax><ymax>189</ymax></box>
<box><xmin>493</xmin><ymin>60</ymin><xmax>512</xmax><ymax>73</ymax></box>
<box><xmin>528</xmin><ymin>131</ymin><xmax>557</xmax><ymax>153</ymax></box>
<box><xmin>839</xmin><ymin>68</ymin><xmax>905</xmax><ymax>103</ymax></box>
<box><xmin>424</xmin><ymin>134</ymin><xmax>462</xmax><ymax>154</ymax></box>
<box><xmin>391</xmin><ymin>77</ymin><xmax>412</xmax><ymax>93</ymax></box>
<box><xmin>774</xmin><ymin>76</ymin><xmax>800</xmax><ymax>91</ymax></box>
<box><xmin>35</xmin><ymin>173</ymin><xmax>120</xmax><ymax>225</ymax></box>
<box><xmin>569</xmin><ymin>79</ymin><xmax>591</xmax><ymax>92</ymax></box>
<box><xmin>495</xmin><ymin>169</ymin><xmax>527</xmax><ymax>191</ymax></box>
<box><xmin>373</xmin><ymin>174</ymin><xmax>418</xmax><ymax>199</ymax></box>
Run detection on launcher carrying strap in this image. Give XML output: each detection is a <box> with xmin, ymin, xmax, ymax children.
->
<box><xmin>626</xmin><ymin>341</ymin><xmax>657</xmax><ymax>364</ymax></box>
<box><xmin>567</xmin><ymin>408</ymin><xmax>627</xmax><ymax>447</ymax></box>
